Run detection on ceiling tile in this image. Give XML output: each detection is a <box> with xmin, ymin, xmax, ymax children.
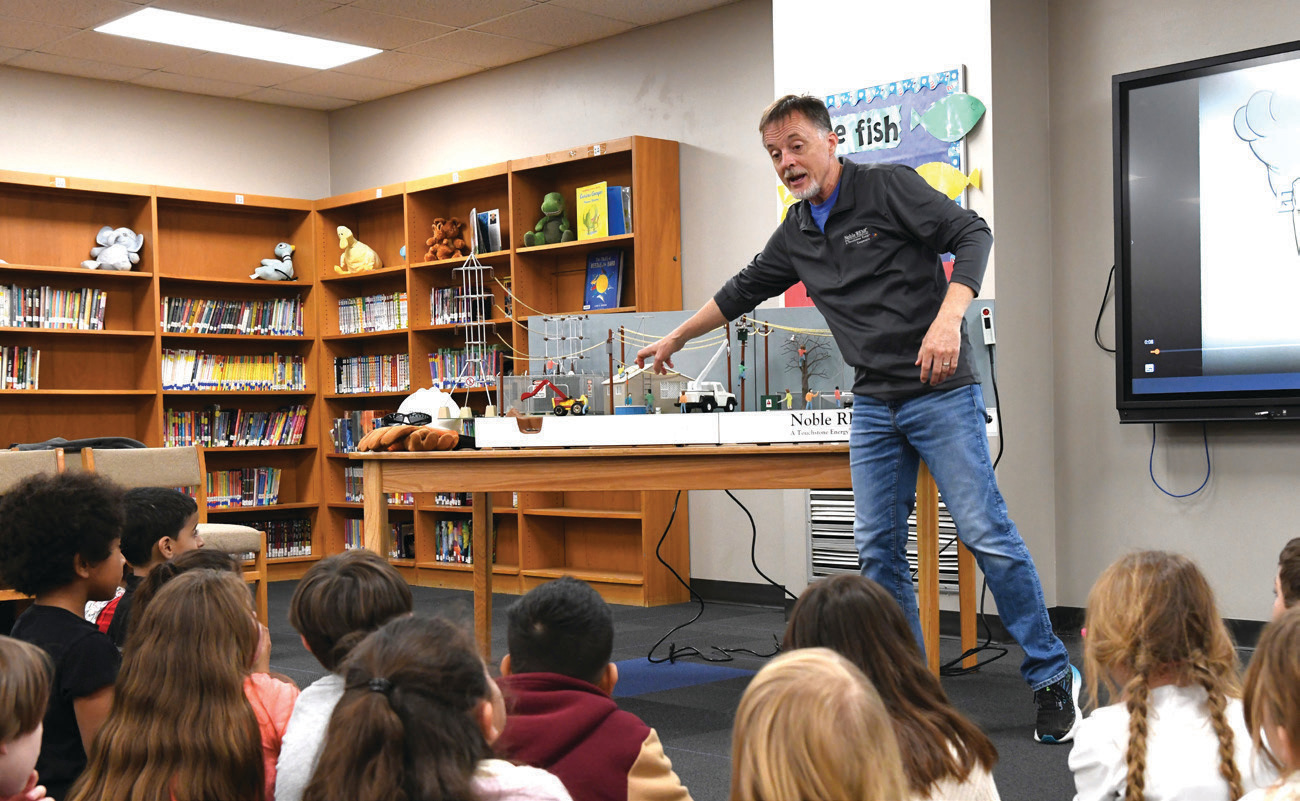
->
<box><xmin>281</xmin><ymin>5</ymin><xmax>454</xmax><ymax>50</ymax></box>
<box><xmin>0</xmin><ymin>0</ymin><xmax>139</xmax><ymax>29</ymax></box>
<box><xmin>548</xmin><ymin>0</ymin><xmax>735</xmax><ymax>26</ymax></box>
<box><xmin>149</xmin><ymin>0</ymin><xmax>343</xmax><ymax>29</ymax></box>
<box><xmin>350</xmin><ymin>0</ymin><xmax>532</xmax><ymax>28</ymax></box>
<box><xmin>334</xmin><ymin>50</ymin><xmax>481</xmax><ymax>84</ymax></box>
<box><xmin>472</xmin><ymin>3</ymin><xmax>634</xmax><ymax>48</ymax></box>
<box><xmin>132</xmin><ymin>69</ymin><xmax>259</xmax><ymax>98</ymax></box>
<box><xmin>274</xmin><ymin>69</ymin><xmax>415</xmax><ymax>102</ymax></box>
<box><xmin>40</xmin><ymin>30</ymin><xmax>198</xmax><ymax>70</ymax></box>
<box><xmin>165</xmin><ymin>52</ymin><xmax>315</xmax><ymax>86</ymax></box>
<box><xmin>401</xmin><ymin>29</ymin><xmax>553</xmax><ymax>69</ymax></box>
<box><xmin>243</xmin><ymin>86</ymin><xmax>355</xmax><ymax>111</ymax></box>
<box><xmin>7</xmin><ymin>50</ymin><xmax>151</xmax><ymax>81</ymax></box>
<box><xmin>0</xmin><ymin>15</ymin><xmax>78</xmax><ymax>50</ymax></box>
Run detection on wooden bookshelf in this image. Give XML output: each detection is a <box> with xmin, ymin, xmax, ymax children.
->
<box><xmin>1</xmin><ymin>136</ymin><xmax>685</xmax><ymax>605</ymax></box>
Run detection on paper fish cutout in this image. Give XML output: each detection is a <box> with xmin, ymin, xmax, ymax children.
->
<box><xmin>910</xmin><ymin>93</ymin><xmax>987</xmax><ymax>142</ymax></box>
<box><xmin>916</xmin><ymin>162</ymin><xmax>981</xmax><ymax>200</ymax></box>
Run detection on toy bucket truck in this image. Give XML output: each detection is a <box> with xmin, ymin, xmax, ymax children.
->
<box><xmin>676</xmin><ymin>340</ymin><xmax>737</xmax><ymax>413</ymax></box>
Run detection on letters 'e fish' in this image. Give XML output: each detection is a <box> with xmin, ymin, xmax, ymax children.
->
<box><xmin>916</xmin><ymin>162</ymin><xmax>981</xmax><ymax>200</ymax></box>
<box><xmin>909</xmin><ymin>93</ymin><xmax>987</xmax><ymax>142</ymax></box>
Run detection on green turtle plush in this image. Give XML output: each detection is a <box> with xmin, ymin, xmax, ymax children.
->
<box><xmin>524</xmin><ymin>191</ymin><xmax>576</xmax><ymax>246</ymax></box>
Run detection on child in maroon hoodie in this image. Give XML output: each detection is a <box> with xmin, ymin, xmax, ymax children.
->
<box><xmin>496</xmin><ymin>577</ymin><xmax>692</xmax><ymax>801</ymax></box>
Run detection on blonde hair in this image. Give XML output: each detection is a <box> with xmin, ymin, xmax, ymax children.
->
<box><xmin>1244</xmin><ymin>604</ymin><xmax>1300</xmax><ymax>775</ymax></box>
<box><xmin>0</xmin><ymin>635</ymin><xmax>51</xmax><ymax>743</ymax></box>
<box><xmin>1083</xmin><ymin>551</ymin><xmax>1243</xmax><ymax>801</ymax></box>
<box><xmin>729</xmin><ymin>647</ymin><xmax>906</xmax><ymax>801</ymax></box>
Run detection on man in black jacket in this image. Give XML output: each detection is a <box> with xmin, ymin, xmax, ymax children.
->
<box><xmin>637</xmin><ymin>94</ymin><xmax>1078</xmax><ymax>744</ymax></box>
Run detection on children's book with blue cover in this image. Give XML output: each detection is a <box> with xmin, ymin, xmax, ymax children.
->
<box><xmin>583</xmin><ymin>249</ymin><xmax>623</xmax><ymax>310</ymax></box>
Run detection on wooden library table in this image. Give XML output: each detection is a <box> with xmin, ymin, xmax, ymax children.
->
<box><xmin>352</xmin><ymin>443</ymin><xmax>975</xmax><ymax>673</ymax></box>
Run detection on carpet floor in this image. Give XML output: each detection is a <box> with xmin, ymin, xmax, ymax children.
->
<box><xmin>264</xmin><ymin>581</ymin><xmax>1083</xmax><ymax>801</ymax></box>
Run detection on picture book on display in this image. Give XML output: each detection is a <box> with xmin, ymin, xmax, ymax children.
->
<box><xmin>583</xmin><ymin>249</ymin><xmax>623</xmax><ymax>311</ymax></box>
<box><xmin>576</xmin><ymin>182</ymin><xmax>608</xmax><ymax>240</ymax></box>
<box><xmin>475</xmin><ymin>209</ymin><xmax>502</xmax><ymax>253</ymax></box>
<box><xmin>607</xmin><ymin>186</ymin><xmax>632</xmax><ymax>235</ymax></box>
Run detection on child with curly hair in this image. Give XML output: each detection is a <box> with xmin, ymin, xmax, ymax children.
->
<box><xmin>0</xmin><ymin>636</ymin><xmax>53</xmax><ymax>801</ymax></box>
<box><xmin>69</xmin><ymin>568</ymin><xmax>289</xmax><ymax>801</ymax></box>
<box><xmin>783</xmin><ymin>574</ymin><xmax>999</xmax><ymax>800</ymax></box>
<box><xmin>0</xmin><ymin>473</ymin><xmax>125</xmax><ymax>801</ymax></box>
<box><xmin>1243</xmin><ymin>605</ymin><xmax>1300</xmax><ymax>800</ymax></box>
<box><xmin>1070</xmin><ymin>550</ymin><xmax>1272</xmax><ymax>801</ymax></box>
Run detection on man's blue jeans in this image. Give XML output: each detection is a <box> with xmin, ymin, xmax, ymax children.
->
<box><xmin>850</xmin><ymin>384</ymin><xmax>1069</xmax><ymax>690</ymax></box>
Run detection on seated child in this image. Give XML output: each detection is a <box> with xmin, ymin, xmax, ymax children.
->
<box><xmin>0</xmin><ymin>636</ymin><xmax>53</xmax><ymax>801</ymax></box>
<box><xmin>1273</xmin><ymin>538</ymin><xmax>1300</xmax><ymax>621</ymax></box>
<box><xmin>124</xmin><ymin>549</ymin><xmax>240</xmax><ymax>641</ymax></box>
<box><xmin>120</xmin><ymin>546</ymin><xmax>294</xmax><ymax>794</ymax></box>
<box><xmin>729</xmin><ymin>647</ymin><xmax>906</xmax><ymax>801</ymax></box>
<box><xmin>275</xmin><ymin>551</ymin><xmax>413</xmax><ymax>801</ymax></box>
<box><xmin>0</xmin><ymin>472</ymin><xmax>124</xmax><ymax>801</ymax></box>
<box><xmin>783</xmin><ymin>574</ymin><xmax>999</xmax><ymax>801</ymax></box>
<box><xmin>1070</xmin><ymin>550</ymin><xmax>1273</xmax><ymax>801</ymax></box>
<box><xmin>1243</xmin><ymin>605</ymin><xmax>1300</xmax><ymax>800</ymax></box>
<box><xmin>303</xmin><ymin>615</ymin><xmax>571</xmax><ymax>801</ymax></box>
<box><xmin>70</xmin><ymin>568</ymin><xmax>293</xmax><ymax>801</ymax></box>
<box><xmin>494</xmin><ymin>577</ymin><xmax>692</xmax><ymax>801</ymax></box>
<box><xmin>95</xmin><ymin>487</ymin><xmax>203</xmax><ymax>647</ymax></box>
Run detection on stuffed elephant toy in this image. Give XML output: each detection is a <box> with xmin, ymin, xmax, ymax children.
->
<box><xmin>82</xmin><ymin>226</ymin><xmax>143</xmax><ymax>271</ymax></box>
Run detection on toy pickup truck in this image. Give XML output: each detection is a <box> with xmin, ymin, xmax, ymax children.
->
<box><xmin>676</xmin><ymin>382</ymin><xmax>736</xmax><ymax>413</ymax></box>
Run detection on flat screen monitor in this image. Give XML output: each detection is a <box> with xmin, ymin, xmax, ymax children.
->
<box><xmin>1114</xmin><ymin>40</ymin><xmax>1300</xmax><ymax>422</ymax></box>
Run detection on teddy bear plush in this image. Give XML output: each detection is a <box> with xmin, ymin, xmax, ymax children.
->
<box><xmin>425</xmin><ymin>217</ymin><xmax>471</xmax><ymax>261</ymax></box>
<box><xmin>82</xmin><ymin>226</ymin><xmax>144</xmax><ymax>271</ymax></box>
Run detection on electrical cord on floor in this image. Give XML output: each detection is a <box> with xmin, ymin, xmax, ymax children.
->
<box><xmin>1095</xmin><ymin>264</ymin><xmax>1116</xmax><ymax>354</ymax></box>
<box><xmin>646</xmin><ymin>490</ymin><xmax>781</xmax><ymax>663</ymax></box>
<box><xmin>1149</xmin><ymin>422</ymin><xmax>1211</xmax><ymax>497</ymax></box>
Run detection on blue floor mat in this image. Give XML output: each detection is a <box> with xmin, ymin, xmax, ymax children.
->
<box><xmin>612</xmin><ymin>658</ymin><xmax>755</xmax><ymax>698</ymax></box>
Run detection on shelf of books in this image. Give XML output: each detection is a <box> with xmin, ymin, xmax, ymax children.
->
<box><xmin>1</xmin><ymin>137</ymin><xmax>685</xmax><ymax>605</ymax></box>
<box><xmin>0</xmin><ymin>171</ymin><xmax>159</xmax><ymax>448</ymax></box>
<box><xmin>153</xmin><ymin>187</ymin><xmax>322</xmax><ymax>579</ymax></box>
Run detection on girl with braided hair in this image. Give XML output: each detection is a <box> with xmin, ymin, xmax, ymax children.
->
<box><xmin>302</xmin><ymin>615</ymin><xmax>571</xmax><ymax>801</ymax></box>
<box><xmin>1070</xmin><ymin>551</ymin><xmax>1273</xmax><ymax>801</ymax></box>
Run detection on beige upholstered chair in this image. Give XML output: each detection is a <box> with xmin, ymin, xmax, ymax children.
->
<box><xmin>0</xmin><ymin>448</ymin><xmax>67</xmax><ymax>602</ymax></box>
<box><xmin>82</xmin><ymin>446</ymin><xmax>268</xmax><ymax>624</ymax></box>
<box><xmin>80</xmin><ymin>445</ymin><xmax>208</xmax><ymax>521</ymax></box>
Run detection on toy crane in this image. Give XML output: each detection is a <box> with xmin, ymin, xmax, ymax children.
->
<box><xmin>676</xmin><ymin>339</ymin><xmax>737</xmax><ymax>413</ymax></box>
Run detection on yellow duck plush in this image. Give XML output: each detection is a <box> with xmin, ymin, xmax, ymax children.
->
<box><xmin>336</xmin><ymin>225</ymin><xmax>382</xmax><ymax>274</ymax></box>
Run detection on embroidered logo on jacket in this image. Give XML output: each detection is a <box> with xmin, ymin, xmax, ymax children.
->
<box><xmin>844</xmin><ymin>227</ymin><xmax>878</xmax><ymax>246</ymax></box>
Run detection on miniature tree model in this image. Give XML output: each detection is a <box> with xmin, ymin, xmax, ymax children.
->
<box><xmin>783</xmin><ymin>336</ymin><xmax>832</xmax><ymax>408</ymax></box>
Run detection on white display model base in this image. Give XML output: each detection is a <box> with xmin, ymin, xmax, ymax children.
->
<box><xmin>475</xmin><ymin>409</ymin><xmax>852</xmax><ymax>448</ymax></box>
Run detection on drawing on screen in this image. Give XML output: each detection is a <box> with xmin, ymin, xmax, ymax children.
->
<box><xmin>1234</xmin><ymin>89</ymin><xmax>1300</xmax><ymax>254</ymax></box>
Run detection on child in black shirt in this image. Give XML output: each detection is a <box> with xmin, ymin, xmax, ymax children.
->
<box><xmin>0</xmin><ymin>472</ymin><xmax>125</xmax><ymax>801</ymax></box>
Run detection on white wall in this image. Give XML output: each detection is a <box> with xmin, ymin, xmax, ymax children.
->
<box><xmin>0</xmin><ymin>67</ymin><xmax>330</xmax><ymax>198</ymax></box>
<box><xmin>328</xmin><ymin>0</ymin><xmax>793</xmax><ymax>591</ymax></box>
<box><xmin>1049</xmin><ymin>0</ymin><xmax>1300</xmax><ymax>619</ymax></box>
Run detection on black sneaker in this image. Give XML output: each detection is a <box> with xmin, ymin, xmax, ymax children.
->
<box><xmin>1034</xmin><ymin>664</ymin><xmax>1081</xmax><ymax>743</ymax></box>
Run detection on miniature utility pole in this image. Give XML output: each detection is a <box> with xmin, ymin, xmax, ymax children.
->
<box><xmin>738</xmin><ymin>318</ymin><xmax>749</xmax><ymax>411</ymax></box>
<box><xmin>725</xmin><ymin>322</ymin><xmax>733</xmax><ymax>394</ymax></box>
<box><xmin>607</xmin><ymin>330</ymin><xmax>615</xmax><ymax>413</ymax></box>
